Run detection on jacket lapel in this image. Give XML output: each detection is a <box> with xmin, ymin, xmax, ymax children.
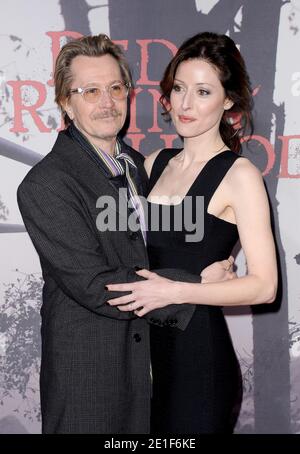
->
<box><xmin>51</xmin><ymin>131</ymin><xmax>145</xmax><ymax>237</ymax></box>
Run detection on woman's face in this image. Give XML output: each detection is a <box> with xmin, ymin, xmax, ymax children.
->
<box><xmin>170</xmin><ymin>58</ymin><xmax>233</xmax><ymax>140</ymax></box>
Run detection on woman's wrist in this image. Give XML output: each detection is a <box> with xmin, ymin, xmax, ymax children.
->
<box><xmin>173</xmin><ymin>281</ymin><xmax>191</xmax><ymax>304</ymax></box>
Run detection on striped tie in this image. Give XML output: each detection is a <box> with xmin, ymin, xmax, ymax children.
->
<box><xmin>91</xmin><ymin>140</ymin><xmax>147</xmax><ymax>245</ymax></box>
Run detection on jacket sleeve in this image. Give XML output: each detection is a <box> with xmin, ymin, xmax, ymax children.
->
<box><xmin>17</xmin><ymin>179</ymin><xmax>146</xmax><ymax>321</ymax></box>
<box><xmin>144</xmin><ymin>268</ymin><xmax>200</xmax><ymax>331</ymax></box>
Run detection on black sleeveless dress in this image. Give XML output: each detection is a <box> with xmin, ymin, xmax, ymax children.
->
<box><xmin>147</xmin><ymin>149</ymin><xmax>243</xmax><ymax>434</ymax></box>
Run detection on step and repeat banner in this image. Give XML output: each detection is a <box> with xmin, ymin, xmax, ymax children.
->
<box><xmin>0</xmin><ymin>0</ymin><xmax>299</xmax><ymax>434</ymax></box>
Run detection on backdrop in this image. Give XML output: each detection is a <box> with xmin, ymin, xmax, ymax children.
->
<box><xmin>0</xmin><ymin>0</ymin><xmax>299</xmax><ymax>434</ymax></box>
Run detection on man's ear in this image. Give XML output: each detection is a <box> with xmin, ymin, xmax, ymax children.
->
<box><xmin>224</xmin><ymin>98</ymin><xmax>234</xmax><ymax>110</ymax></box>
<box><xmin>62</xmin><ymin>99</ymin><xmax>74</xmax><ymax>120</ymax></box>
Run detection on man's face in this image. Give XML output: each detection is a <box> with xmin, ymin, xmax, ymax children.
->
<box><xmin>65</xmin><ymin>54</ymin><xmax>128</xmax><ymax>151</ymax></box>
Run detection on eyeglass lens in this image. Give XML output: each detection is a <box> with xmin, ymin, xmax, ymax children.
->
<box><xmin>84</xmin><ymin>84</ymin><xmax>128</xmax><ymax>103</ymax></box>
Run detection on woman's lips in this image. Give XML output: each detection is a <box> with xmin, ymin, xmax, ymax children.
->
<box><xmin>178</xmin><ymin>115</ymin><xmax>196</xmax><ymax>123</ymax></box>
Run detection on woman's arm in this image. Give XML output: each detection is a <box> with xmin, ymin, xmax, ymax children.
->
<box><xmin>165</xmin><ymin>158</ymin><xmax>276</xmax><ymax>307</ymax></box>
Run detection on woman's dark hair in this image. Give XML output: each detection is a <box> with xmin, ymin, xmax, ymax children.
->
<box><xmin>160</xmin><ymin>32</ymin><xmax>253</xmax><ymax>153</ymax></box>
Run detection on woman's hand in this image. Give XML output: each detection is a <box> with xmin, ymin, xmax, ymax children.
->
<box><xmin>106</xmin><ymin>270</ymin><xmax>181</xmax><ymax>316</ymax></box>
<box><xmin>200</xmin><ymin>256</ymin><xmax>236</xmax><ymax>283</ymax></box>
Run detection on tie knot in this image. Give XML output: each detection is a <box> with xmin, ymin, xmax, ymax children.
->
<box><xmin>116</xmin><ymin>152</ymin><xmax>137</xmax><ymax>169</ymax></box>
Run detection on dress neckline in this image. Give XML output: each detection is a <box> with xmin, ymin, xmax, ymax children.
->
<box><xmin>147</xmin><ymin>149</ymin><xmax>231</xmax><ymax>207</ymax></box>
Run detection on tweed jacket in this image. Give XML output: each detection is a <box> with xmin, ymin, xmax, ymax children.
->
<box><xmin>17</xmin><ymin>129</ymin><xmax>199</xmax><ymax>434</ymax></box>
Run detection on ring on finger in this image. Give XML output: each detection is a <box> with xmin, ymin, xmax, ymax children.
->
<box><xmin>225</xmin><ymin>260</ymin><xmax>232</xmax><ymax>271</ymax></box>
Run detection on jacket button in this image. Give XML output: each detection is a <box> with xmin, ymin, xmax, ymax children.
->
<box><xmin>169</xmin><ymin>319</ymin><xmax>178</xmax><ymax>327</ymax></box>
<box><xmin>129</xmin><ymin>231</ymin><xmax>139</xmax><ymax>240</ymax></box>
<box><xmin>133</xmin><ymin>333</ymin><xmax>141</xmax><ymax>342</ymax></box>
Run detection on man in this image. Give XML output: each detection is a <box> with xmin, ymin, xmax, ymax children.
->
<box><xmin>17</xmin><ymin>34</ymin><xmax>235</xmax><ymax>434</ymax></box>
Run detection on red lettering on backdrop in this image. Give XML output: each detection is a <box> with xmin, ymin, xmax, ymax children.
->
<box><xmin>112</xmin><ymin>40</ymin><xmax>129</xmax><ymax>51</ymax></box>
<box><xmin>136</xmin><ymin>39</ymin><xmax>177</xmax><ymax>85</ymax></box>
<box><xmin>128</xmin><ymin>88</ymin><xmax>143</xmax><ymax>133</ymax></box>
<box><xmin>160</xmin><ymin>134</ymin><xmax>178</xmax><ymax>149</ymax></box>
<box><xmin>148</xmin><ymin>89</ymin><xmax>163</xmax><ymax>133</ymax></box>
<box><xmin>277</xmin><ymin>135</ymin><xmax>300</xmax><ymax>178</ymax></box>
<box><xmin>126</xmin><ymin>134</ymin><xmax>146</xmax><ymax>150</ymax></box>
<box><xmin>7</xmin><ymin>30</ymin><xmax>298</xmax><ymax>180</ymax></box>
<box><xmin>46</xmin><ymin>31</ymin><xmax>83</xmax><ymax>86</ymax></box>
<box><xmin>7</xmin><ymin>81</ymin><xmax>51</xmax><ymax>133</ymax></box>
<box><xmin>242</xmin><ymin>135</ymin><xmax>275</xmax><ymax>176</ymax></box>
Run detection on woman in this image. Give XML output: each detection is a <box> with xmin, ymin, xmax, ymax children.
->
<box><xmin>107</xmin><ymin>32</ymin><xmax>277</xmax><ymax>433</ymax></box>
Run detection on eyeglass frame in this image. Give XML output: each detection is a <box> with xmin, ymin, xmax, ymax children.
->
<box><xmin>68</xmin><ymin>81</ymin><xmax>131</xmax><ymax>104</ymax></box>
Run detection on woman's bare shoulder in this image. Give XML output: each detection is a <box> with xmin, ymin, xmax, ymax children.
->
<box><xmin>229</xmin><ymin>155</ymin><xmax>263</xmax><ymax>184</ymax></box>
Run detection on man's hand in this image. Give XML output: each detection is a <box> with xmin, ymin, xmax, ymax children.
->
<box><xmin>200</xmin><ymin>256</ymin><xmax>236</xmax><ymax>284</ymax></box>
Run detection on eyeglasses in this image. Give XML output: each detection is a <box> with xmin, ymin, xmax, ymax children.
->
<box><xmin>68</xmin><ymin>82</ymin><xmax>130</xmax><ymax>104</ymax></box>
